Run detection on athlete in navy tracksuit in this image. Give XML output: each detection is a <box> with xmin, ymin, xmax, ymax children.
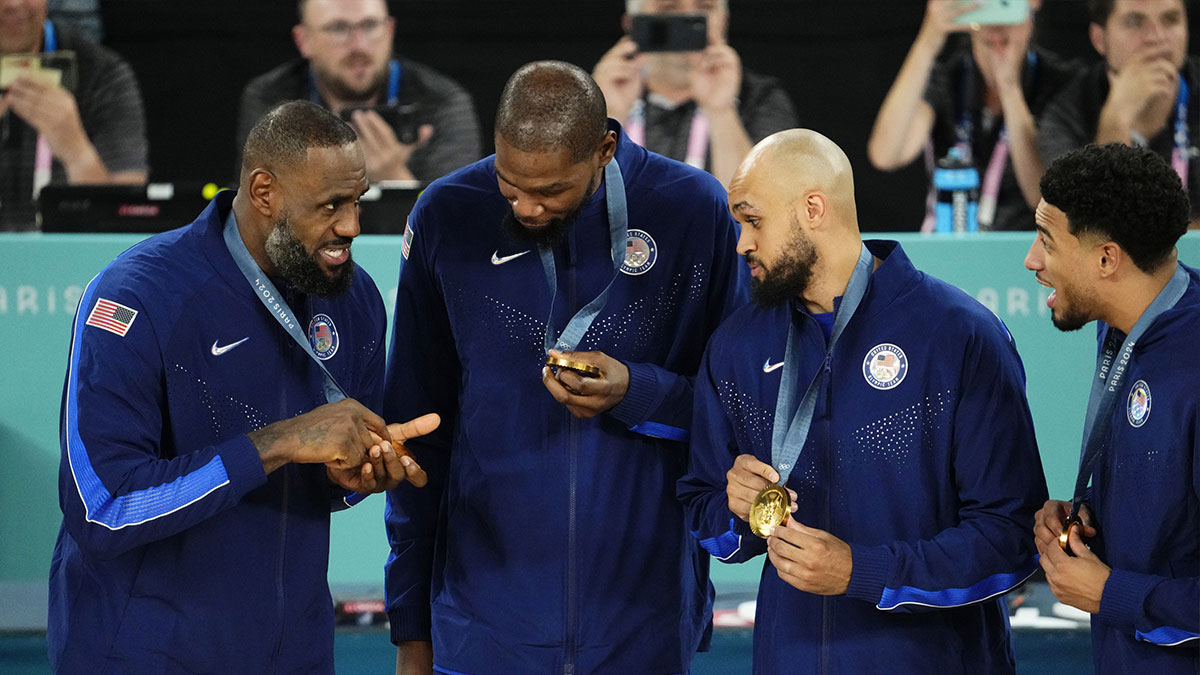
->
<box><xmin>382</xmin><ymin>116</ymin><xmax>746</xmax><ymax>672</ymax></box>
<box><xmin>1029</xmin><ymin>143</ymin><xmax>1199</xmax><ymax>674</ymax></box>
<box><xmin>48</xmin><ymin>130</ymin><xmax>397</xmax><ymax>672</ymax></box>
<box><xmin>1074</xmin><ymin>274</ymin><xmax>1200</xmax><ymax>672</ymax></box>
<box><xmin>679</xmin><ymin>239</ymin><xmax>1048</xmax><ymax>673</ymax></box>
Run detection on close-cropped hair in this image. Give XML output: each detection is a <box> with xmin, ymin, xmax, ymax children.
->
<box><xmin>1088</xmin><ymin>0</ymin><xmax>1190</xmax><ymax>25</ymax></box>
<box><xmin>1040</xmin><ymin>143</ymin><xmax>1189</xmax><ymax>273</ymax></box>
<box><xmin>494</xmin><ymin>61</ymin><xmax>608</xmax><ymax>163</ymax></box>
<box><xmin>625</xmin><ymin>0</ymin><xmax>728</xmax><ymax>13</ymax></box>
<box><xmin>241</xmin><ymin>100</ymin><xmax>358</xmax><ymax>175</ymax></box>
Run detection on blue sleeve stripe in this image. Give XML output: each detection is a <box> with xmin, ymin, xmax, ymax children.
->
<box><xmin>629</xmin><ymin>421</ymin><xmax>689</xmax><ymax>442</ymax></box>
<box><xmin>65</xmin><ymin>271</ymin><xmax>231</xmax><ymax>531</ymax></box>
<box><xmin>877</xmin><ymin>558</ymin><xmax>1038</xmax><ymax>610</ymax></box>
<box><xmin>344</xmin><ymin>492</ymin><xmax>368</xmax><ymax>508</ymax></box>
<box><xmin>1136</xmin><ymin>626</ymin><xmax>1200</xmax><ymax>646</ymax></box>
<box><xmin>693</xmin><ymin>518</ymin><xmax>742</xmax><ymax>561</ymax></box>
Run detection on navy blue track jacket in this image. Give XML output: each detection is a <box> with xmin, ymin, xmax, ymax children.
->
<box><xmin>1084</xmin><ymin>263</ymin><xmax>1200</xmax><ymax>674</ymax></box>
<box><xmin>679</xmin><ymin>241</ymin><xmax>1048</xmax><ymax>674</ymax></box>
<box><xmin>48</xmin><ymin>192</ymin><xmax>388</xmax><ymax>674</ymax></box>
<box><xmin>382</xmin><ymin>122</ymin><xmax>748</xmax><ymax>674</ymax></box>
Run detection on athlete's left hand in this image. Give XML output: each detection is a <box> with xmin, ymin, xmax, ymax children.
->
<box><xmin>766</xmin><ymin>518</ymin><xmax>853</xmax><ymax>595</ymax></box>
<box><xmin>1038</xmin><ymin>523</ymin><xmax>1110</xmax><ymax>614</ymax></box>
<box><xmin>541</xmin><ymin>349</ymin><xmax>629</xmax><ymax>419</ymax></box>
<box><xmin>326</xmin><ymin>413</ymin><xmax>440</xmax><ymax>493</ymax></box>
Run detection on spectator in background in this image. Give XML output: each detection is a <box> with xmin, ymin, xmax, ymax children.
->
<box><xmin>591</xmin><ymin>0</ymin><xmax>798</xmax><ymax>189</ymax></box>
<box><xmin>0</xmin><ymin>0</ymin><xmax>147</xmax><ymax>231</ymax></box>
<box><xmin>868</xmin><ymin>0</ymin><xmax>1077</xmax><ymax>231</ymax></box>
<box><xmin>238</xmin><ymin>0</ymin><xmax>481</xmax><ymax>185</ymax></box>
<box><xmin>1039</xmin><ymin>0</ymin><xmax>1200</xmax><ymax>228</ymax></box>
<box><xmin>48</xmin><ymin>0</ymin><xmax>101</xmax><ymax>43</ymax></box>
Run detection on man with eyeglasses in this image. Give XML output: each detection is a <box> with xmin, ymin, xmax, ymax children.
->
<box><xmin>238</xmin><ymin>0</ymin><xmax>481</xmax><ymax>185</ymax></box>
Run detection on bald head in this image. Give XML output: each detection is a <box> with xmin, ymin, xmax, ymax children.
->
<box><xmin>735</xmin><ymin>129</ymin><xmax>857</xmax><ymax>226</ymax></box>
<box><xmin>495</xmin><ymin>61</ymin><xmax>609</xmax><ymax>163</ymax></box>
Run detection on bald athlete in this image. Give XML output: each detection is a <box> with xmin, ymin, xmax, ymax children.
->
<box><xmin>678</xmin><ymin>130</ymin><xmax>1048</xmax><ymax>673</ymax></box>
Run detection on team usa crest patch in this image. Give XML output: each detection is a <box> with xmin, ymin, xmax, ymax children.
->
<box><xmin>863</xmin><ymin>343</ymin><xmax>908</xmax><ymax>390</ymax></box>
<box><xmin>308</xmin><ymin>314</ymin><xmax>339</xmax><ymax>360</ymax></box>
<box><xmin>1126</xmin><ymin>380</ymin><xmax>1151</xmax><ymax>428</ymax></box>
<box><xmin>621</xmin><ymin>229</ymin><xmax>657</xmax><ymax>275</ymax></box>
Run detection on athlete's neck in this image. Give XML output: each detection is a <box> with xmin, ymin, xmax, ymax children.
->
<box><xmin>1105</xmin><ymin>252</ymin><xmax>1179</xmax><ymax>335</ymax></box>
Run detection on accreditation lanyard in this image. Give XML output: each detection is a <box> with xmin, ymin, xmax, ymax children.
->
<box><xmin>541</xmin><ymin>159</ymin><xmax>627</xmax><ymax>354</ymax></box>
<box><xmin>308</xmin><ymin>59</ymin><xmax>402</xmax><ymax>106</ymax></box>
<box><xmin>1172</xmin><ymin>76</ymin><xmax>1191</xmax><ymax>187</ymax></box>
<box><xmin>958</xmin><ymin>51</ymin><xmax>1038</xmax><ymax>229</ymax></box>
<box><xmin>1068</xmin><ymin>265</ymin><xmax>1189</xmax><ymax>517</ymax></box>
<box><xmin>625</xmin><ymin>96</ymin><xmax>710</xmax><ymax>170</ymax></box>
<box><xmin>32</xmin><ymin>20</ymin><xmax>57</xmax><ymax>201</ymax></box>
<box><xmin>769</xmin><ymin>244</ymin><xmax>873</xmax><ymax>483</ymax></box>
<box><xmin>222</xmin><ymin>210</ymin><xmax>348</xmax><ymax>404</ymax></box>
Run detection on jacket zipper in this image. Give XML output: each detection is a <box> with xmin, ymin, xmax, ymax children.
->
<box><xmin>563</xmin><ymin>234</ymin><xmax>579</xmax><ymax>675</ymax></box>
<box><xmin>820</xmin><ymin>355</ymin><xmax>833</xmax><ymax>675</ymax></box>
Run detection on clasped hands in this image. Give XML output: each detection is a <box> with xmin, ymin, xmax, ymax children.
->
<box><xmin>249</xmin><ymin>398</ymin><xmax>440</xmax><ymax>494</ymax></box>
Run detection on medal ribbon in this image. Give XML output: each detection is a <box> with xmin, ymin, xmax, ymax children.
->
<box><xmin>1172</xmin><ymin>75</ymin><xmax>1190</xmax><ymax>187</ymax></box>
<box><xmin>626</xmin><ymin>97</ymin><xmax>710</xmax><ymax>169</ymax></box>
<box><xmin>222</xmin><ymin>210</ymin><xmax>348</xmax><ymax>404</ymax></box>
<box><xmin>1068</xmin><ymin>265</ymin><xmax>1189</xmax><ymax>517</ymax></box>
<box><xmin>769</xmin><ymin>244</ymin><xmax>873</xmax><ymax>484</ymax></box>
<box><xmin>540</xmin><ymin>159</ymin><xmax>627</xmax><ymax>353</ymax></box>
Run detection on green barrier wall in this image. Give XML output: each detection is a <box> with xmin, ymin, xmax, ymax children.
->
<box><xmin>3</xmin><ymin>232</ymin><xmax>1197</xmax><ymax>609</ymax></box>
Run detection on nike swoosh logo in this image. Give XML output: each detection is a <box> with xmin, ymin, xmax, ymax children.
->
<box><xmin>762</xmin><ymin>359</ymin><xmax>784</xmax><ymax>373</ymax></box>
<box><xmin>211</xmin><ymin>337</ymin><xmax>250</xmax><ymax>356</ymax></box>
<box><xmin>491</xmin><ymin>250</ymin><xmax>531</xmax><ymax>265</ymax></box>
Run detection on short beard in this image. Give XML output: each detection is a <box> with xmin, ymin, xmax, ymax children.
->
<box><xmin>1050</xmin><ymin>306</ymin><xmax>1091</xmax><ymax>332</ymax></box>
<box><xmin>264</xmin><ymin>213</ymin><xmax>354</xmax><ymax>299</ymax></box>
<box><xmin>749</xmin><ymin>216</ymin><xmax>818</xmax><ymax>309</ymax></box>
<box><xmin>499</xmin><ymin>172</ymin><xmax>598</xmax><ymax>249</ymax></box>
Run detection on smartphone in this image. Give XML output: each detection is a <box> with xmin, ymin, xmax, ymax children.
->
<box><xmin>340</xmin><ymin>103</ymin><xmax>421</xmax><ymax>145</ymax></box>
<box><xmin>630</xmin><ymin>14</ymin><xmax>708</xmax><ymax>53</ymax></box>
<box><xmin>952</xmin><ymin>0</ymin><xmax>1030</xmax><ymax>26</ymax></box>
<box><xmin>0</xmin><ymin>50</ymin><xmax>76</xmax><ymax>92</ymax></box>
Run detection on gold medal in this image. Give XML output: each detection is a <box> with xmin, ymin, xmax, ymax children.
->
<box><xmin>1058</xmin><ymin>514</ymin><xmax>1082</xmax><ymax>557</ymax></box>
<box><xmin>748</xmin><ymin>484</ymin><xmax>791</xmax><ymax>538</ymax></box>
<box><xmin>545</xmin><ymin>356</ymin><xmax>601</xmax><ymax>377</ymax></box>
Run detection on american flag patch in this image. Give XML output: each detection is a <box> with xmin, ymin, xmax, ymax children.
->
<box><xmin>401</xmin><ymin>218</ymin><xmax>414</xmax><ymax>260</ymax></box>
<box><xmin>85</xmin><ymin>297</ymin><xmax>138</xmax><ymax>337</ymax></box>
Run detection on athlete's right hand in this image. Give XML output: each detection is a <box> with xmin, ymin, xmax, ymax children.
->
<box><xmin>1033</xmin><ymin>499</ymin><xmax>1097</xmax><ymax>556</ymax></box>
<box><xmin>726</xmin><ymin>454</ymin><xmax>797</xmax><ymax>522</ymax></box>
<box><xmin>249</xmin><ymin>398</ymin><xmax>390</xmax><ymax>474</ymax></box>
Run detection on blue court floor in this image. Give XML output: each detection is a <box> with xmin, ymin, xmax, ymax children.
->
<box><xmin>2</xmin><ymin>627</ymin><xmax>1092</xmax><ymax>674</ymax></box>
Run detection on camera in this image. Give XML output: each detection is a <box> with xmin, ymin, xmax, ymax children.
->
<box><xmin>630</xmin><ymin>14</ymin><xmax>708</xmax><ymax>53</ymax></box>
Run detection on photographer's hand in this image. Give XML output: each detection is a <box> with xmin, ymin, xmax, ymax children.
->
<box><xmin>350</xmin><ymin>109</ymin><xmax>434</xmax><ymax>182</ymax></box>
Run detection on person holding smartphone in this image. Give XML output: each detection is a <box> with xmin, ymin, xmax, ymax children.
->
<box><xmin>237</xmin><ymin>0</ymin><xmax>481</xmax><ymax>185</ymax></box>
<box><xmin>0</xmin><ymin>0</ymin><xmax>148</xmax><ymax>231</ymax></box>
<box><xmin>867</xmin><ymin>0</ymin><xmax>1079</xmax><ymax>232</ymax></box>
<box><xmin>591</xmin><ymin>0</ymin><xmax>798</xmax><ymax>189</ymax></box>
<box><xmin>1039</xmin><ymin>0</ymin><xmax>1200</xmax><ymax>229</ymax></box>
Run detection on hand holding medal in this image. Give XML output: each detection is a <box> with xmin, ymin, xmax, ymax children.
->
<box><xmin>542</xmin><ymin>349</ymin><xmax>631</xmax><ymax>419</ymax></box>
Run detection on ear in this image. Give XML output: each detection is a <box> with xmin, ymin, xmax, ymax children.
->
<box><xmin>1097</xmin><ymin>241</ymin><xmax>1124</xmax><ymax>279</ymax></box>
<box><xmin>802</xmin><ymin>192</ymin><xmax>828</xmax><ymax>228</ymax></box>
<box><xmin>596</xmin><ymin>130</ymin><xmax>619</xmax><ymax>167</ymax></box>
<box><xmin>1088</xmin><ymin>22</ymin><xmax>1107</xmax><ymax>59</ymax></box>
<box><xmin>293</xmin><ymin>25</ymin><xmax>311</xmax><ymax>59</ymax></box>
<box><xmin>248</xmin><ymin>169</ymin><xmax>277</xmax><ymax>218</ymax></box>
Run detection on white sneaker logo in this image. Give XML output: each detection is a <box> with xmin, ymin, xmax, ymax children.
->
<box><xmin>211</xmin><ymin>337</ymin><xmax>250</xmax><ymax>356</ymax></box>
<box><xmin>762</xmin><ymin>359</ymin><xmax>784</xmax><ymax>373</ymax></box>
<box><xmin>491</xmin><ymin>250</ymin><xmax>530</xmax><ymax>265</ymax></box>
